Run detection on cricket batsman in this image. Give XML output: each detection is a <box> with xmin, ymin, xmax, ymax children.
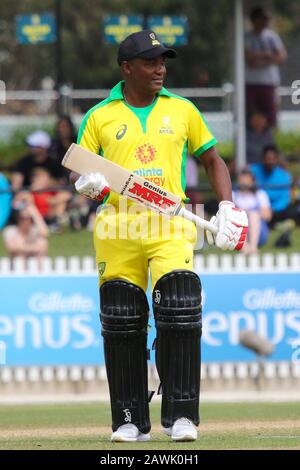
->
<box><xmin>71</xmin><ymin>30</ymin><xmax>248</xmax><ymax>442</ymax></box>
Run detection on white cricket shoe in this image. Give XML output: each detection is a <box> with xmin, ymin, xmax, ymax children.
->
<box><xmin>111</xmin><ymin>423</ymin><xmax>151</xmax><ymax>442</ymax></box>
<box><xmin>163</xmin><ymin>418</ymin><xmax>198</xmax><ymax>441</ymax></box>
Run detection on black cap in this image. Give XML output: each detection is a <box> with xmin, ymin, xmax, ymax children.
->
<box><xmin>118</xmin><ymin>30</ymin><xmax>177</xmax><ymax>65</ymax></box>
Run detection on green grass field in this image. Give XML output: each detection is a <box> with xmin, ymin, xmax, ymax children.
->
<box><xmin>0</xmin><ymin>227</ymin><xmax>299</xmax><ymax>259</ymax></box>
<box><xmin>1</xmin><ymin>402</ymin><xmax>300</xmax><ymax>450</ymax></box>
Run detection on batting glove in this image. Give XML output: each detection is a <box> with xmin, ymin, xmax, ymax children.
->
<box><xmin>206</xmin><ymin>201</ymin><xmax>248</xmax><ymax>251</ymax></box>
<box><xmin>75</xmin><ymin>172</ymin><xmax>110</xmax><ymax>202</ymax></box>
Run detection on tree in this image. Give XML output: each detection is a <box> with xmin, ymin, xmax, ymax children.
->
<box><xmin>0</xmin><ymin>0</ymin><xmax>299</xmax><ymax>93</ymax></box>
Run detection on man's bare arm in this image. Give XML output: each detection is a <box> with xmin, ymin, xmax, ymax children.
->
<box><xmin>200</xmin><ymin>146</ymin><xmax>233</xmax><ymax>202</ymax></box>
<box><xmin>245</xmin><ymin>47</ymin><xmax>287</xmax><ymax>67</ymax></box>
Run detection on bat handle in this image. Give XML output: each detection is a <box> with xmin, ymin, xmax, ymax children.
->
<box><xmin>178</xmin><ymin>207</ymin><xmax>218</xmax><ymax>235</ymax></box>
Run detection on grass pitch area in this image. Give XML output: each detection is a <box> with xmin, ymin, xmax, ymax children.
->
<box><xmin>0</xmin><ymin>402</ymin><xmax>300</xmax><ymax>450</ymax></box>
<box><xmin>1</xmin><ymin>227</ymin><xmax>300</xmax><ymax>258</ymax></box>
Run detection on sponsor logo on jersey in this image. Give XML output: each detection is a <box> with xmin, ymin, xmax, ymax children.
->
<box><xmin>135</xmin><ymin>143</ymin><xmax>157</xmax><ymax>164</ymax></box>
<box><xmin>133</xmin><ymin>167</ymin><xmax>165</xmax><ymax>187</ymax></box>
<box><xmin>159</xmin><ymin>116</ymin><xmax>174</xmax><ymax>134</ymax></box>
<box><xmin>116</xmin><ymin>124</ymin><xmax>127</xmax><ymax>140</ymax></box>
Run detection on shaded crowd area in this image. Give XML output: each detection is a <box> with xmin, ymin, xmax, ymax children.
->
<box><xmin>0</xmin><ymin>6</ymin><xmax>300</xmax><ymax>262</ymax></box>
<box><xmin>0</xmin><ymin>113</ymin><xmax>299</xmax><ymax>265</ymax></box>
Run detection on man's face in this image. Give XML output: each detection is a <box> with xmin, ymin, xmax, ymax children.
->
<box><xmin>253</xmin><ymin>14</ymin><xmax>270</xmax><ymax>31</ymax></box>
<box><xmin>29</xmin><ymin>146</ymin><xmax>48</xmax><ymax>159</ymax></box>
<box><xmin>237</xmin><ymin>173</ymin><xmax>255</xmax><ymax>191</ymax></box>
<box><xmin>263</xmin><ymin>150</ymin><xmax>278</xmax><ymax>173</ymax></box>
<box><xmin>125</xmin><ymin>56</ymin><xmax>167</xmax><ymax>94</ymax></box>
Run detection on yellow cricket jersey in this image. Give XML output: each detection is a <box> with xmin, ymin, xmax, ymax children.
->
<box><xmin>77</xmin><ymin>81</ymin><xmax>217</xmax><ymax>206</ymax></box>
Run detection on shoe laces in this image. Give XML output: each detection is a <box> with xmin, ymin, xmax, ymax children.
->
<box><xmin>176</xmin><ymin>418</ymin><xmax>193</xmax><ymax>426</ymax></box>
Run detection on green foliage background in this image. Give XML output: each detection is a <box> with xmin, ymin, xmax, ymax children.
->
<box><xmin>1</xmin><ymin>0</ymin><xmax>300</xmax><ymax>91</ymax></box>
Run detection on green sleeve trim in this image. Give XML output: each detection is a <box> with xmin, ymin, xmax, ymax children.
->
<box><xmin>180</xmin><ymin>142</ymin><xmax>188</xmax><ymax>192</ymax></box>
<box><xmin>194</xmin><ymin>138</ymin><xmax>218</xmax><ymax>157</ymax></box>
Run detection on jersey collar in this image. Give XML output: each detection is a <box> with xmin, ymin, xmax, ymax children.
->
<box><xmin>109</xmin><ymin>81</ymin><xmax>172</xmax><ymax>101</ymax></box>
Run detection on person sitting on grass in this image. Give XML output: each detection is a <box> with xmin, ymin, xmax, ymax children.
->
<box><xmin>0</xmin><ymin>172</ymin><xmax>12</xmax><ymax>230</ymax></box>
<box><xmin>2</xmin><ymin>200</ymin><xmax>49</xmax><ymax>267</ymax></box>
<box><xmin>13</xmin><ymin>168</ymin><xmax>72</xmax><ymax>233</ymax></box>
<box><xmin>251</xmin><ymin>145</ymin><xmax>296</xmax><ymax>246</ymax></box>
<box><xmin>233</xmin><ymin>169</ymin><xmax>271</xmax><ymax>254</ymax></box>
<box><xmin>250</xmin><ymin>145</ymin><xmax>292</xmax><ymax>224</ymax></box>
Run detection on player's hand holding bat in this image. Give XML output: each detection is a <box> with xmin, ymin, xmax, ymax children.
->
<box><xmin>206</xmin><ymin>201</ymin><xmax>248</xmax><ymax>251</ymax></box>
<box><xmin>75</xmin><ymin>172</ymin><xmax>110</xmax><ymax>202</ymax></box>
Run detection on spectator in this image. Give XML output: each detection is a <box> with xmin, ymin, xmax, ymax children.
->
<box><xmin>0</xmin><ymin>172</ymin><xmax>12</xmax><ymax>229</ymax></box>
<box><xmin>251</xmin><ymin>145</ymin><xmax>292</xmax><ymax>225</ymax></box>
<box><xmin>50</xmin><ymin>115</ymin><xmax>77</xmax><ymax>182</ymax></box>
<box><xmin>246</xmin><ymin>110</ymin><xmax>275</xmax><ymax>164</ymax></box>
<box><xmin>13</xmin><ymin>169</ymin><xmax>71</xmax><ymax>232</ymax></box>
<box><xmin>2</xmin><ymin>201</ymin><xmax>49</xmax><ymax>266</ymax></box>
<box><xmin>11</xmin><ymin>130</ymin><xmax>65</xmax><ymax>191</ymax></box>
<box><xmin>30</xmin><ymin>167</ymin><xmax>71</xmax><ymax>229</ymax></box>
<box><xmin>233</xmin><ymin>170</ymin><xmax>271</xmax><ymax>254</ymax></box>
<box><xmin>245</xmin><ymin>6</ymin><xmax>287</xmax><ymax>128</ymax></box>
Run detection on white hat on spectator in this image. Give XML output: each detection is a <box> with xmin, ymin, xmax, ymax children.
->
<box><xmin>26</xmin><ymin>130</ymin><xmax>51</xmax><ymax>148</ymax></box>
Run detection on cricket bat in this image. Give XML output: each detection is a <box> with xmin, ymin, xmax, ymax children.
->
<box><xmin>62</xmin><ymin>143</ymin><xmax>218</xmax><ymax>234</ymax></box>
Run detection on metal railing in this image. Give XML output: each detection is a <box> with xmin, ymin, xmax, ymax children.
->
<box><xmin>3</xmin><ymin>84</ymin><xmax>295</xmax><ymax>115</ymax></box>
<box><xmin>4</xmin><ymin>84</ymin><xmax>294</xmax><ymax>100</ymax></box>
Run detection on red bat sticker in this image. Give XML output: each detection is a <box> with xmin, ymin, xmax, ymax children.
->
<box><xmin>128</xmin><ymin>182</ymin><xmax>176</xmax><ymax>208</ymax></box>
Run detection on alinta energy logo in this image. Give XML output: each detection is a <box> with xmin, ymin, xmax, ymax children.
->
<box><xmin>135</xmin><ymin>142</ymin><xmax>157</xmax><ymax>164</ymax></box>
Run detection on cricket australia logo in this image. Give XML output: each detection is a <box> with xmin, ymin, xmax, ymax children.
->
<box><xmin>98</xmin><ymin>262</ymin><xmax>106</xmax><ymax>277</ymax></box>
<box><xmin>123</xmin><ymin>409</ymin><xmax>132</xmax><ymax>422</ymax></box>
<box><xmin>149</xmin><ymin>32</ymin><xmax>160</xmax><ymax>46</ymax></box>
<box><xmin>154</xmin><ymin>290</ymin><xmax>161</xmax><ymax>304</ymax></box>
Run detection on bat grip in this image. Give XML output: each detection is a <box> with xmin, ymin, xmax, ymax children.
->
<box><xmin>178</xmin><ymin>207</ymin><xmax>218</xmax><ymax>235</ymax></box>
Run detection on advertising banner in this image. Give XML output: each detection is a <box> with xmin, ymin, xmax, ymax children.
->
<box><xmin>16</xmin><ymin>14</ymin><xmax>56</xmax><ymax>44</ymax></box>
<box><xmin>103</xmin><ymin>15</ymin><xmax>143</xmax><ymax>44</ymax></box>
<box><xmin>0</xmin><ymin>272</ymin><xmax>299</xmax><ymax>365</ymax></box>
<box><xmin>147</xmin><ymin>16</ymin><xmax>188</xmax><ymax>46</ymax></box>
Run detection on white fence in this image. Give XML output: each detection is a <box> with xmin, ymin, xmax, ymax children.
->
<box><xmin>1</xmin><ymin>252</ymin><xmax>300</xmax><ymax>274</ymax></box>
<box><xmin>1</xmin><ymin>361</ymin><xmax>300</xmax><ymax>386</ymax></box>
